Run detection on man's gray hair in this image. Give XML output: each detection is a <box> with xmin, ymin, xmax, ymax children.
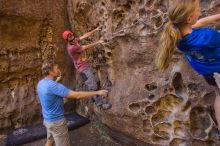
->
<box><xmin>42</xmin><ymin>60</ymin><xmax>57</xmax><ymax>76</ymax></box>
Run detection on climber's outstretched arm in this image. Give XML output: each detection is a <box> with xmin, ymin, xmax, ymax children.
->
<box><xmin>193</xmin><ymin>13</ymin><xmax>220</xmax><ymax>28</ymax></box>
<box><xmin>81</xmin><ymin>40</ymin><xmax>103</xmax><ymax>51</ymax></box>
<box><xmin>80</xmin><ymin>26</ymin><xmax>102</xmax><ymax>40</ymax></box>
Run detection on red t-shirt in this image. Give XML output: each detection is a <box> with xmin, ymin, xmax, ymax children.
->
<box><xmin>67</xmin><ymin>37</ymin><xmax>89</xmax><ymax>72</ymax></box>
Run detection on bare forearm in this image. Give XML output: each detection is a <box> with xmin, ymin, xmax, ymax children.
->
<box><xmin>80</xmin><ymin>29</ymin><xmax>98</xmax><ymax>40</ymax></box>
<box><xmin>67</xmin><ymin>90</ymin><xmax>99</xmax><ymax>99</ymax></box>
<box><xmin>74</xmin><ymin>91</ymin><xmax>99</xmax><ymax>99</ymax></box>
<box><xmin>82</xmin><ymin>41</ymin><xmax>99</xmax><ymax>50</ymax></box>
<box><xmin>193</xmin><ymin>14</ymin><xmax>220</xmax><ymax>28</ymax></box>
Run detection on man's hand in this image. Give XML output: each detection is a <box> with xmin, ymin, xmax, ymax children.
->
<box><xmin>56</xmin><ymin>76</ymin><xmax>62</xmax><ymax>82</ymax></box>
<box><xmin>98</xmin><ymin>39</ymin><xmax>104</xmax><ymax>44</ymax></box>
<box><xmin>56</xmin><ymin>72</ymin><xmax>62</xmax><ymax>82</ymax></box>
<box><xmin>97</xmin><ymin>90</ymin><xmax>108</xmax><ymax>97</ymax></box>
<box><xmin>95</xmin><ymin>26</ymin><xmax>102</xmax><ymax>31</ymax></box>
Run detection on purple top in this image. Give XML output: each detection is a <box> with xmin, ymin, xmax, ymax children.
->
<box><xmin>67</xmin><ymin>37</ymin><xmax>89</xmax><ymax>72</ymax></box>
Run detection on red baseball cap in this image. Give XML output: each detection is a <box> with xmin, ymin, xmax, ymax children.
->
<box><xmin>62</xmin><ymin>30</ymin><xmax>73</xmax><ymax>40</ymax></box>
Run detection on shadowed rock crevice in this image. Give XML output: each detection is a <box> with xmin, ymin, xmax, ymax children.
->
<box><xmin>172</xmin><ymin>72</ymin><xmax>186</xmax><ymax>97</ymax></box>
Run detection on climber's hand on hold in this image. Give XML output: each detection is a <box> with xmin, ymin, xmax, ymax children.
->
<box><xmin>98</xmin><ymin>39</ymin><xmax>104</xmax><ymax>44</ymax></box>
<box><xmin>97</xmin><ymin>90</ymin><xmax>108</xmax><ymax>97</ymax></box>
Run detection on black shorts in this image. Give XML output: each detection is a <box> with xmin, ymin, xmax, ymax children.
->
<box><xmin>203</xmin><ymin>73</ymin><xmax>220</xmax><ymax>86</ymax></box>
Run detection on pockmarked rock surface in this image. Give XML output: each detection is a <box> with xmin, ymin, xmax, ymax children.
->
<box><xmin>1</xmin><ymin>0</ymin><xmax>220</xmax><ymax>145</ymax></box>
<box><xmin>0</xmin><ymin>0</ymin><xmax>74</xmax><ymax>134</ymax></box>
<box><xmin>67</xmin><ymin>0</ymin><xmax>220</xmax><ymax>145</ymax></box>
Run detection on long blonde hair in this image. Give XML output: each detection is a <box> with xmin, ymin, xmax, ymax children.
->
<box><xmin>155</xmin><ymin>0</ymin><xmax>197</xmax><ymax>71</ymax></box>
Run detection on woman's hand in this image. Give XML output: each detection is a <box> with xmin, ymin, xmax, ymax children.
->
<box><xmin>193</xmin><ymin>13</ymin><xmax>220</xmax><ymax>28</ymax></box>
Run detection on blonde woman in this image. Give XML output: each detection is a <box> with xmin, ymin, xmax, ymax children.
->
<box><xmin>155</xmin><ymin>0</ymin><xmax>220</xmax><ymax>137</ymax></box>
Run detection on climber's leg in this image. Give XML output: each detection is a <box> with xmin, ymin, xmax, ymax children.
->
<box><xmin>81</xmin><ymin>67</ymin><xmax>112</xmax><ymax>109</ymax></box>
<box><xmin>214</xmin><ymin>87</ymin><xmax>220</xmax><ymax>139</ymax></box>
<box><xmin>212</xmin><ymin>73</ymin><xmax>220</xmax><ymax>138</ymax></box>
<box><xmin>81</xmin><ymin>67</ymin><xmax>101</xmax><ymax>105</ymax></box>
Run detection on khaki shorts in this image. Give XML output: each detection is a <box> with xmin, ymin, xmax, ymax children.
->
<box><xmin>43</xmin><ymin>118</ymin><xmax>71</xmax><ymax>146</ymax></box>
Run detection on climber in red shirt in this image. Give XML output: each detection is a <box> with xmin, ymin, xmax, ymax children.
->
<box><xmin>62</xmin><ymin>27</ymin><xmax>112</xmax><ymax>110</ymax></box>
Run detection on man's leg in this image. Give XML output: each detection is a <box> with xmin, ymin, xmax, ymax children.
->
<box><xmin>44</xmin><ymin>122</ymin><xmax>54</xmax><ymax>146</ymax></box>
<box><xmin>52</xmin><ymin>119</ymin><xmax>71</xmax><ymax>146</ymax></box>
<box><xmin>44</xmin><ymin>119</ymin><xmax>71</xmax><ymax>146</ymax></box>
<box><xmin>45</xmin><ymin>140</ymin><xmax>53</xmax><ymax>146</ymax></box>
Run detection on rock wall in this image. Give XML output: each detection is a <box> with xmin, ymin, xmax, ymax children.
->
<box><xmin>67</xmin><ymin>0</ymin><xmax>220</xmax><ymax>145</ymax></box>
<box><xmin>0</xmin><ymin>0</ymin><xmax>74</xmax><ymax>134</ymax></box>
<box><xmin>1</xmin><ymin>0</ymin><xmax>220</xmax><ymax>145</ymax></box>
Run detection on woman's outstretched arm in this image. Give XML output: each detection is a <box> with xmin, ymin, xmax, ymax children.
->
<box><xmin>193</xmin><ymin>13</ymin><xmax>220</xmax><ymax>28</ymax></box>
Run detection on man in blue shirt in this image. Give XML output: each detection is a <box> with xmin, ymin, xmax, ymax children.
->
<box><xmin>37</xmin><ymin>60</ymin><xmax>108</xmax><ymax>146</ymax></box>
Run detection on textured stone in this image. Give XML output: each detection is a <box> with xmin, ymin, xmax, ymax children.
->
<box><xmin>0</xmin><ymin>0</ymin><xmax>73</xmax><ymax>134</ymax></box>
<box><xmin>67</xmin><ymin>0</ymin><xmax>220</xmax><ymax>145</ymax></box>
<box><xmin>1</xmin><ymin>0</ymin><xmax>220</xmax><ymax>145</ymax></box>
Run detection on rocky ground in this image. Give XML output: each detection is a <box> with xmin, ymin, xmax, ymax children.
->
<box><xmin>0</xmin><ymin>122</ymin><xmax>121</xmax><ymax>146</ymax></box>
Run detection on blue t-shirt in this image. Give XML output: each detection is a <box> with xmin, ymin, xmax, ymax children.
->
<box><xmin>37</xmin><ymin>79</ymin><xmax>70</xmax><ymax>122</ymax></box>
<box><xmin>177</xmin><ymin>28</ymin><xmax>220</xmax><ymax>75</ymax></box>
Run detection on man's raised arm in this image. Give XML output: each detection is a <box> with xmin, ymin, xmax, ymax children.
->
<box><xmin>80</xmin><ymin>26</ymin><xmax>102</xmax><ymax>40</ymax></box>
<box><xmin>81</xmin><ymin>40</ymin><xmax>103</xmax><ymax>51</ymax></box>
